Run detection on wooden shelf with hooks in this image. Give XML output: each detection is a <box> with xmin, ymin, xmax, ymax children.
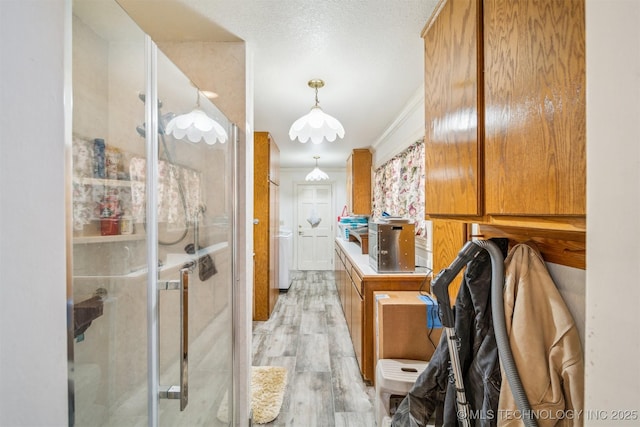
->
<box><xmin>476</xmin><ymin>224</ymin><xmax>586</xmax><ymax>269</ymax></box>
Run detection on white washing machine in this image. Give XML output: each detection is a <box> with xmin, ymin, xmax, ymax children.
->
<box><xmin>278</xmin><ymin>228</ymin><xmax>292</xmax><ymax>290</ymax></box>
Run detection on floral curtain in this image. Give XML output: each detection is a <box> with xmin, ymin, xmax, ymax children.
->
<box><xmin>129</xmin><ymin>157</ymin><xmax>202</xmax><ymax>227</ymax></box>
<box><xmin>71</xmin><ymin>152</ymin><xmax>202</xmax><ymax>232</ymax></box>
<box><xmin>372</xmin><ymin>139</ymin><xmax>426</xmax><ymax>236</ymax></box>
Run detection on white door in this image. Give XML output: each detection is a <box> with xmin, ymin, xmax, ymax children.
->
<box><xmin>296</xmin><ymin>183</ymin><xmax>333</xmax><ymax>270</ymax></box>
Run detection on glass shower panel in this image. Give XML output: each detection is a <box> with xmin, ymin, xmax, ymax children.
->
<box><xmin>71</xmin><ymin>1</ymin><xmax>149</xmax><ymax>426</ymax></box>
<box><xmin>154</xmin><ymin>49</ymin><xmax>234</xmax><ymax>427</ymax></box>
<box><xmin>70</xmin><ymin>1</ymin><xmax>234</xmax><ymax>426</ymax></box>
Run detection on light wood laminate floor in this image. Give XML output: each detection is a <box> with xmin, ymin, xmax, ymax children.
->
<box><xmin>252</xmin><ymin>270</ymin><xmax>376</xmax><ymax>426</ymax></box>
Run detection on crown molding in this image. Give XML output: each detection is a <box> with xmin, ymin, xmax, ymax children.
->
<box><xmin>371</xmin><ymin>84</ymin><xmax>424</xmax><ymax>150</ymax></box>
<box><xmin>371</xmin><ymin>85</ymin><xmax>424</xmax><ymax>168</ymax></box>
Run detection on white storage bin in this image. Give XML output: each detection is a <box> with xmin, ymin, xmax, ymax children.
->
<box><xmin>375</xmin><ymin>359</ymin><xmax>428</xmax><ymax>426</ymax></box>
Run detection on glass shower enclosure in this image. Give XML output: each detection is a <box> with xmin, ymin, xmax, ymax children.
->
<box><xmin>69</xmin><ymin>1</ymin><xmax>235</xmax><ymax>425</ymax></box>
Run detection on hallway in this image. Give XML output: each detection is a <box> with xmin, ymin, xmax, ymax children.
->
<box><xmin>252</xmin><ymin>270</ymin><xmax>376</xmax><ymax>426</ymax></box>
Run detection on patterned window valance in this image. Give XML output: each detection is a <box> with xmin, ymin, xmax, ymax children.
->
<box><xmin>372</xmin><ymin>139</ymin><xmax>426</xmax><ymax>236</ymax></box>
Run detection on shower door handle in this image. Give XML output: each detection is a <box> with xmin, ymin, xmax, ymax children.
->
<box><xmin>158</xmin><ymin>264</ymin><xmax>192</xmax><ymax>411</ymax></box>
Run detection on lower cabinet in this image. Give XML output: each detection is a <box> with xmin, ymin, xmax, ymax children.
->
<box><xmin>335</xmin><ymin>240</ymin><xmax>428</xmax><ymax>383</ymax></box>
<box><xmin>351</xmin><ymin>272</ymin><xmax>363</xmax><ymax>369</ymax></box>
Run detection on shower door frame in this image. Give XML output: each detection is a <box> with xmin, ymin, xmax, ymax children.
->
<box><xmin>145</xmin><ymin>35</ymin><xmax>161</xmax><ymax>426</ymax></box>
<box><xmin>146</xmin><ymin>38</ymin><xmax>240</xmax><ymax>426</ymax></box>
<box><xmin>66</xmin><ymin>13</ymin><xmax>240</xmax><ymax>423</ymax></box>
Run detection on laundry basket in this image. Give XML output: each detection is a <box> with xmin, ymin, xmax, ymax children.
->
<box><xmin>338</xmin><ymin>216</ymin><xmax>368</xmax><ymax>239</ymax></box>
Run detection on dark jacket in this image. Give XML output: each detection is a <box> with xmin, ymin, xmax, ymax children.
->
<box><xmin>391</xmin><ymin>239</ymin><xmax>508</xmax><ymax>427</ymax></box>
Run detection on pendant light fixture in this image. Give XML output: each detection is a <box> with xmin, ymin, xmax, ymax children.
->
<box><xmin>289</xmin><ymin>79</ymin><xmax>345</xmax><ymax>144</ymax></box>
<box><xmin>165</xmin><ymin>88</ymin><xmax>228</xmax><ymax>144</ymax></box>
<box><xmin>305</xmin><ymin>156</ymin><xmax>330</xmax><ymax>181</ymax></box>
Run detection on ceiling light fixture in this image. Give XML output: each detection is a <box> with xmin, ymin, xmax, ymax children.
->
<box><xmin>305</xmin><ymin>156</ymin><xmax>330</xmax><ymax>181</ymax></box>
<box><xmin>289</xmin><ymin>79</ymin><xmax>345</xmax><ymax>144</ymax></box>
<box><xmin>165</xmin><ymin>88</ymin><xmax>228</xmax><ymax>144</ymax></box>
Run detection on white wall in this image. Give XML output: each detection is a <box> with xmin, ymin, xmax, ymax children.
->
<box><xmin>547</xmin><ymin>263</ymin><xmax>587</xmax><ymax>347</ymax></box>
<box><xmin>585</xmin><ymin>0</ymin><xmax>640</xmax><ymax>423</ymax></box>
<box><xmin>0</xmin><ymin>1</ymin><xmax>69</xmax><ymax>425</ymax></box>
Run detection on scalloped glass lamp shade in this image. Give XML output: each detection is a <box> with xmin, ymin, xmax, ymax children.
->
<box><xmin>165</xmin><ymin>108</ymin><xmax>228</xmax><ymax>145</ymax></box>
<box><xmin>305</xmin><ymin>166</ymin><xmax>330</xmax><ymax>181</ymax></box>
<box><xmin>305</xmin><ymin>156</ymin><xmax>330</xmax><ymax>181</ymax></box>
<box><xmin>289</xmin><ymin>106</ymin><xmax>345</xmax><ymax>144</ymax></box>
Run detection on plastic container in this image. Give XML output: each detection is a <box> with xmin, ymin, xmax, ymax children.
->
<box><xmin>100</xmin><ymin>218</ymin><xmax>120</xmax><ymax>236</ymax></box>
<box><xmin>120</xmin><ymin>215</ymin><xmax>133</xmax><ymax>235</ymax></box>
<box><xmin>338</xmin><ymin>216</ymin><xmax>368</xmax><ymax>239</ymax></box>
<box><xmin>375</xmin><ymin>359</ymin><xmax>428</xmax><ymax>427</ymax></box>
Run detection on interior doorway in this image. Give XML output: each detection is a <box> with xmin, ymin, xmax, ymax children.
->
<box><xmin>295</xmin><ymin>183</ymin><xmax>334</xmax><ymax>270</ymax></box>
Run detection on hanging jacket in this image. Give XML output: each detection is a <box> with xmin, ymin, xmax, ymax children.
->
<box><xmin>391</xmin><ymin>238</ymin><xmax>509</xmax><ymax>427</ymax></box>
<box><xmin>498</xmin><ymin>243</ymin><xmax>584</xmax><ymax>427</ymax></box>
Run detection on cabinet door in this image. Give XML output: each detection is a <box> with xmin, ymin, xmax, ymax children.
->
<box><xmin>346</xmin><ymin>154</ymin><xmax>353</xmax><ymax>213</ymax></box>
<box><xmin>351</xmin><ymin>276</ymin><xmax>363</xmax><ymax>370</ymax></box>
<box><xmin>254</xmin><ymin>132</ymin><xmax>280</xmax><ymax>320</ymax></box>
<box><xmin>424</xmin><ymin>0</ymin><xmax>482</xmax><ymax>216</ymax></box>
<box><xmin>344</xmin><ymin>259</ymin><xmax>353</xmax><ymax>331</ymax></box>
<box><xmin>484</xmin><ymin>0</ymin><xmax>586</xmax><ymax>215</ymax></box>
<box><xmin>334</xmin><ymin>247</ymin><xmax>342</xmax><ymax>294</ymax></box>
<box><xmin>346</xmin><ymin>149</ymin><xmax>372</xmax><ymax>215</ymax></box>
<box><xmin>432</xmin><ymin>220</ymin><xmax>468</xmax><ymax>303</ymax></box>
<box><xmin>253</xmin><ymin>132</ymin><xmax>270</xmax><ymax>320</ymax></box>
<box><xmin>335</xmin><ymin>246</ymin><xmax>348</xmax><ymax>316</ymax></box>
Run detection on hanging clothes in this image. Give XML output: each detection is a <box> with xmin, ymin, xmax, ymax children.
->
<box><xmin>498</xmin><ymin>243</ymin><xmax>584</xmax><ymax>427</ymax></box>
<box><xmin>391</xmin><ymin>238</ymin><xmax>509</xmax><ymax>427</ymax></box>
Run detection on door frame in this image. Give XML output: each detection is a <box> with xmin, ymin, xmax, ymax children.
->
<box><xmin>67</xmin><ymin>31</ymin><xmax>240</xmax><ymax>426</ymax></box>
<box><xmin>293</xmin><ymin>181</ymin><xmax>336</xmax><ymax>270</ymax></box>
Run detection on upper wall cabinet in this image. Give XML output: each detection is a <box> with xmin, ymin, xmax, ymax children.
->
<box><xmin>423</xmin><ymin>0</ymin><xmax>482</xmax><ymax>217</ymax></box>
<box><xmin>422</xmin><ymin>0</ymin><xmax>586</xmax><ymax>230</ymax></box>
<box><xmin>346</xmin><ymin>148</ymin><xmax>372</xmax><ymax>215</ymax></box>
<box><xmin>483</xmin><ymin>0</ymin><xmax>586</xmax><ymax>216</ymax></box>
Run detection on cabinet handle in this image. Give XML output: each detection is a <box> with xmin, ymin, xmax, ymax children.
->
<box><xmin>158</xmin><ymin>264</ymin><xmax>192</xmax><ymax>411</ymax></box>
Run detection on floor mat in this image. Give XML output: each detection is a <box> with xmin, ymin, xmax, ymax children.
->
<box><xmin>251</xmin><ymin>366</ymin><xmax>288</xmax><ymax>424</ymax></box>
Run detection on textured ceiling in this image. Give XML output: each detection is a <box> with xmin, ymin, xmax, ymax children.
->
<box><xmin>116</xmin><ymin>0</ymin><xmax>440</xmax><ymax>168</ymax></box>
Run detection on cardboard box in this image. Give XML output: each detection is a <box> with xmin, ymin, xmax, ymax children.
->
<box><xmin>374</xmin><ymin>291</ymin><xmax>443</xmax><ymax>367</ymax></box>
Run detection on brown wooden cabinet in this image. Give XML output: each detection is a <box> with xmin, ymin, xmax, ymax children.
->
<box><xmin>253</xmin><ymin>131</ymin><xmax>279</xmax><ymax>321</ymax></box>
<box><xmin>423</xmin><ymin>0</ymin><xmax>482</xmax><ymax>217</ymax></box>
<box><xmin>431</xmin><ymin>219</ymin><xmax>468</xmax><ymax>303</ymax></box>
<box><xmin>346</xmin><ymin>148</ymin><xmax>372</xmax><ymax>215</ymax></box>
<box><xmin>351</xmin><ymin>271</ymin><xmax>363</xmax><ymax>369</ymax></box>
<box><xmin>337</xmin><ymin>249</ymin><xmax>364</xmax><ymax>370</ymax></box>
<box><xmin>422</xmin><ymin>0</ymin><xmax>586</xmax><ymax>231</ymax></box>
<box><xmin>335</xmin><ymin>239</ymin><xmax>428</xmax><ymax>384</ymax></box>
<box><xmin>483</xmin><ymin>0</ymin><xmax>586</xmax><ymax>217</ymax></box>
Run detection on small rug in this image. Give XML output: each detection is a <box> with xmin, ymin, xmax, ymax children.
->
<box><xmin>251</xmin><ymin>366</ymin><xmax>288</xmax><ymax>424</ymax></box>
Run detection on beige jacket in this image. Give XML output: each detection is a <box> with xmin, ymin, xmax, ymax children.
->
<box><xmin>498</xmin><ymin>243</ymin><xmax>584</xmax><ymax>427</ymax></box>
